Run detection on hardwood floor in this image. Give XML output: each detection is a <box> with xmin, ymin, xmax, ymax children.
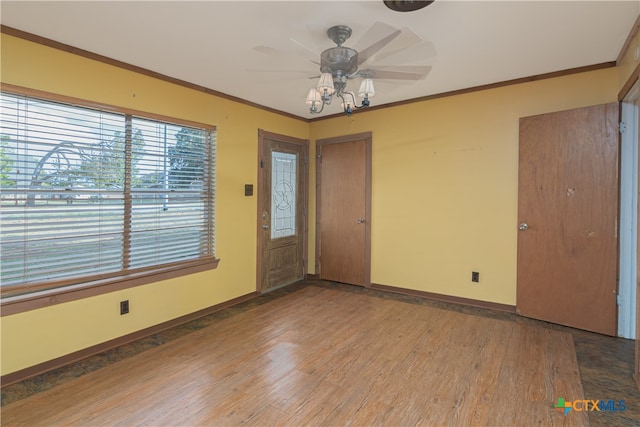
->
<box><xmin>1</xmin><ymin>280</ymin><xmax>639</xmax><ymax>426</ymax></box>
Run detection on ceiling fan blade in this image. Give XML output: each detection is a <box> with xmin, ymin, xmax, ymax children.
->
<box><xmin>301</xmin><ymin>23</ymin><xmax>337</xmax><ymax>51</ymax></box>
<box><xmin>353</xmin><ymin>22</ymin><xmax>398</xmax><ymax>50</ymax></box>
<box><xmin>245</xmin><ymin>69</ymin><xmax>317</xmax><ymax>84</ymax></box>
<box><xmin>370</xmin><ymin>42</ymin><xmax>437</xmax><ymax>68</ymax></box>
<box><xmin>366</xmin><ymin>27</ymin><xmax>422</xmax><ymax>63</ymax></box>
<box><xmin>354</xmin><ymin>22</ymin><xmax>402</xmax><ymax>65</ymax></box>
<box><xmin>288</xmin><ymin>37</ymin><xmax>321</xmax><ymax>65</ymax></box>
<box><xmin>361</xmin><ymin>66</ymin><xmax>432</xmax><ymax>80</ymax></box>
<box><xmin>252</xmin><ymin>45</ymin><xmax>318</xmax><ymax>69</ymax></box>
<box><xmin>246</xmin><ymin>68</ymin><xmax>315</xmax><ymax>75</ymax></box>
<box><xmin>369</xmin><ymin>32</ymin><xmax>435</xmax><ymax>65</ymax></box>
<box><xmin>357</xmin><ymin>32</ymin><xmax>401</xmax><ymax>65</ymax></box>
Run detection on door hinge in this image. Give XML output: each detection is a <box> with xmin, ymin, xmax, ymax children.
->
<box><xmin>304</xmin><ymin>155</ymin><xmax>308</xmax><ymax>165</ymax></box>
<box><xmin>619</xmin><ymin>121</ymin><xmax>626</xmax><ymax>134</ymax></box>
<box><xmin>617</xmin><ymin>294</ymin><xmax>623</xmax><ymax>306</ymax></box>
<box><xmin>317</xmin><ymin>154</ymin><xmax>322</xmax><ymax>163</ymax></box>
<box><xmin>260</xmin><ymin>160</ymin><xmax>264</xmax><ymax>168</ymax></box>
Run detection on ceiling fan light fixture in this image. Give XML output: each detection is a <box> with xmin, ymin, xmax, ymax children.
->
<box><xmin>305</xmin><ymin>23</ymin><xmax>431</xmax><ymax>116</ymax></box>
<box><xmin>308</xmin><ymin>74</ymin><xmax>372</xmax><ymax>116</ymax></box>
<box><xmin>358</xmin><ymin>78</ymin><xmax>376</xmax><ymax>98</ymax></box>
<box><xmin>305</xmin><ymin>88</ymin><xmax>323</xmax><ymax>114</ymax></box>
<box><xmin>305</xmin><ymin>88</ymin><xmax>321</xmax><ymax>105</ymax></box>
<box><xmin>341</xmin><ymin>100</ymin><xmax>354</xmax><ymax>115</ymax></box>
<box><xmin>316</xmin><ymin>73</ymin><xmax>335</xmax><ymax>95</ymax></box>
<box><xmin>341</xmin><ymin>99</ymin><xmax>354</xmax><ymax>109</ymax></box>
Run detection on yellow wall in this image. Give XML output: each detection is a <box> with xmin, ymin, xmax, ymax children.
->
<box><xmin>0</xmin><ymin>34</ymin><xmax>308</xmax><ymax>375</ymax></box>
<box><xmin>308</xmin><ymin>68</ymin><xmax>619</xmax><ymax>306</ymax></box>
<box><xmin>618</xmin><ymin>22</ymin><xmax>640</xmax><ymax>93</ymax></box>
<box><xmin>0</xmin><ymin>32</ymin><xmax>621</xmax><ymax>377</ymax></box>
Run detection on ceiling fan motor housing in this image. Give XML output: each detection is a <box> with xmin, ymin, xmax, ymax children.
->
<box><xmin>320</xmin><ymin>47</ymin><xmax>359</xmax><ymax>76</ymax></box>
<box><xmin>320</xmin><ymin>25</ymin><xmax>359</xmax><ymax>79</ymax></box>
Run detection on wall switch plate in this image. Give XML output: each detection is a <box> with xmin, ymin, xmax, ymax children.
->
<box><xmin>120</xmin><ymin>300</ymin><xmax>129</xmax><ymax>315</ymax></box>
<box><xmin>471</xmin><ymin>272</ymin><xmax>480</xmax><ymax>283</ymax></box>
<box><xmin>245</xmin><ymin>184</ymin><xmax>253</xmax><ymax>196</ymax></box>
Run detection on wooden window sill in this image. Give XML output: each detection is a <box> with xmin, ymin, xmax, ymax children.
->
<box><xmin>1</xmin><ymin>258</ymin><xmax>220</xmax><ymax>316</ymax></box>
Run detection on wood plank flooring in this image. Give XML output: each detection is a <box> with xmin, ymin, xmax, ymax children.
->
<box><xmin>1</xmin><ymin>284</ymin><xmax>589</xmax><ymax>426</ymax></box>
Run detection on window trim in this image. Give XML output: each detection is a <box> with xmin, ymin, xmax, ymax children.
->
<box><xmin>0</xmin><ymin>84</ymin><xmax>220</xmax><ymax>316</ymax></box>
<box><xmin>1</xmin><ymin>259</ymin><xmax>220</xmax><ymax>316</ymax></box>
<box><xmin>1</xmin><ymin>84</ymin><xmax>215</xmax><ymax>131</ymax></box>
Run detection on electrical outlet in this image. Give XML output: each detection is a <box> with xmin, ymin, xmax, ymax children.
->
<box><xmin>471</xmin><ymin>272</ymin><xmax>480</xmax><ymax>283</ymax></box>
<box><xmin>120</xmin><ymin>300</ymin><xmax>129</xmax><ymax>315</ymax></box>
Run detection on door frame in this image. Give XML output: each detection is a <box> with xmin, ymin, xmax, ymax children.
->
<box><xmin>315</xmin><ymin>132</ymin><xmax>372</xmax><ymax>286</ymax></box>
<box><xmin>620</xmin><ymin>83</ymin><xmax>639</xmax><ymax>339</ymax></box>
<box><xmin>256</xmin><ymin>129</ymin><xmax>309</xmax><ymax>293</ymax></box>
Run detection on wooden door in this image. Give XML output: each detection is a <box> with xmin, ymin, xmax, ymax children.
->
<box><xmin>257</xmin><ymin>130</ymin><xmax>308</xmax><ymax>293</ymax></box>
<box><xmin>516</xmin><ymin>103</ymin><xmax>618</xmax><ymax>336</ymax></box>
<box><xmin>316</xmin><ymin>133</ymin><xmax>371</xmax><ymax>286</ymax></box>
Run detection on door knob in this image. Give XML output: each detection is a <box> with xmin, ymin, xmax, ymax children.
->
<box><xmin>356</xmin><ymin>218</ymin><xmax>365</xmax><ymax>224</ymax></box>
<box><xmin>519</xmin><ymin>223</ymin><xmax>528</xmax><ymax>231</ymax></box>
<box><xmin>262</xmin><ymin>224</ymin><xmax>269</xmax><ymax>230</ymax></box>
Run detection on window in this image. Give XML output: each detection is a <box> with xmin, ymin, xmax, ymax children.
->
<box><xmin>0</xmin><ymin>92</ymin><xmax>217</xmax><ymax>299</ymax></box>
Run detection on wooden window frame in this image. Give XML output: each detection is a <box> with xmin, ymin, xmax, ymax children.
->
<box><xmin>0</xmin><ymin>84</ymin><xmax>219</xmax><ymax>316</ymax></box>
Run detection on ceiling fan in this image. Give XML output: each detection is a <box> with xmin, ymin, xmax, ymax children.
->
<box><xmin>252</xmin><ymin>21</ymin><xmax>435</xmax><ymax>115</ymax></box>
<box><xmin>306</xmin><ymin>23</ymin><xmax>433</xmax><ymax>115</ymax></box>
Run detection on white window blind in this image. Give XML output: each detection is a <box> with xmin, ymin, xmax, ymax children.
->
<box><xmin>0</xmin><ymin>92</ymin><xmax>216</xmax><ymax>296</ymax></box>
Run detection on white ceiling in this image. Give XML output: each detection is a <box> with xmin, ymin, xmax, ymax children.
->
<box><xmin>2</xmin><ymin>1</ymin><xmax>639</xmax><ymax>119</ymax></box>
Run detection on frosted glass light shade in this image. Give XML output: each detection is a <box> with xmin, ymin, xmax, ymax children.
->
<box><xmin>317</xmin><ymin>73</ymin><xmax>335</xmax><ymax>95</ymax></box>
<box><xmin>358</xmin><ymin>78</ymin><xmax>375</xmax><ymax>97</ymax></box>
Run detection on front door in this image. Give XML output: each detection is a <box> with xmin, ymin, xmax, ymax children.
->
<box><xmin>316</xmin><ymin>132</ymin><xmax>371</xmax><ymax>286</ymax></box>
<box><xmin>516</xmin><ymin>103</ymin><xmax>618</xmax><ymax>335</ymax></box>
<box><xmin>257</xmin><ymin>130</ymin><xmax>308</xmax><ymax>293</ymax></box>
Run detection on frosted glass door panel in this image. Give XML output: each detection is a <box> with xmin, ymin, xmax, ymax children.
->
<box><xmin>271</xmin><ymin>151</ymin><xmax>297</xmax><ymax>239</ymax></box>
